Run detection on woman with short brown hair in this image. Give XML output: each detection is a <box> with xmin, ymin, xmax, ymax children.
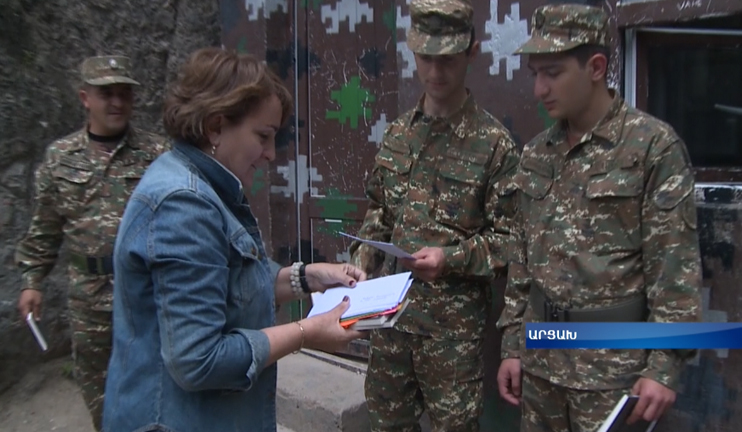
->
<box><xmin>103</xmin><ymin>47</ymin><xmax>364</xmax><ymax>432</ymax></box>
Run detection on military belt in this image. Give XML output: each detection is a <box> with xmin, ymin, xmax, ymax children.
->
<box><xmin>529</xmin><ymin>284</ymin><xmax>647</xmax><ymax>322</ymax></box>
<box><xmin>69</xmin><ymin>253</ymin><xmax>114</xmax><ymax>276</ymax></box>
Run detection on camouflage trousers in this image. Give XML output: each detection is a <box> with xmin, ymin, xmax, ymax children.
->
<box><xmin>365</xmin><ymin>328</ymin><xmax>484</xmax><ymax>432</ymax></box>
<box><xmin>68</xmin><ymin>281</ymin><xmax>113</xmax><ymax>432</ymax></box>
<box><xmin>521</xmin><ymin>371</ymin><xmax>631</xmax><ymax>432</ymax></box>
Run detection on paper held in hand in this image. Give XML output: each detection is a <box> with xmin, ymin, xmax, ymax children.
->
<box><xmin>26</xmin><ymin>312</ymin><xmax>48</xmax><ymax>352</ymax></box>
<box><xmin>307</xmin><ymin>272</ymin><xmax>413</xmax><ymax>330</ymax></box>
<box><xmin>596</xmin><ymin>394</ymin><xmax>658</xmax><ymax>432</ymax></box>
<box><xmin>339</xmin><ymin>232</ymin><xmax>416</xmax><ymax>260</ymax></box>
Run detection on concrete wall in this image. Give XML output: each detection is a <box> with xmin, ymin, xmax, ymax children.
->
<box><xmin>0</xmin><ymin>0</ymin><xmax>221</xmax><ymax>394</ymax></box>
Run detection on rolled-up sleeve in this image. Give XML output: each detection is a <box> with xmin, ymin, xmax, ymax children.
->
<box><xmin>149</xmin><ymin>190</ymin><xmax>271</xmax><ymax>392</ymax></box>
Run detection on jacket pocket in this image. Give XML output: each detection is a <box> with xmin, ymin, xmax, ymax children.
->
<box><xmin>376</xmin><ymin>138</ymin><xmax>412</xmax><ymax>175</ymax></box>
<box><xmin>584</xmin><ymin>168</ymin><xmax>644</xmax><ymax>253</ymax></box>
<box><xmin>515</xmin><ymin>157</ymin><xmax>553</xmax><ymax>200</ymax></box>
<box><xmin>101</xmin><ymin>164</ymin><xmax>147</xmax><ymax>198</ymax></box>
<box><xmin>228</xmin><ymin>232</ymin><xmax>262</xmax><ymax>304</ymax></box>
<box><xmin>434</xmin><ymin>148</ymin><xmax>489</xmax><ymax>230</ymax></box>
<box><xmin>113</xmin><ymin>164</ymin><xmax>147</xmax><ymax>181</ymax></box>
<box><xmin>52</xmin><ymin>162</ymin><xmax>95</xmax><ymax>210</ymax></box>
<box><xmin>586</xmin><ymin>169</ymin><xmax>643</xmax><ymax>199</ymax></box>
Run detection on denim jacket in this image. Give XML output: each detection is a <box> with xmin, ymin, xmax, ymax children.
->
<box><xmin>103</xmin><ymin>142</ymin><xmax>281</xmax><ymax>432</ymax></box>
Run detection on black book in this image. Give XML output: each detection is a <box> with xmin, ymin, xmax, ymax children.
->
<box><xmin>597</xmin><ymin>395</ymin><xmax>658</xmax><ymax>432</ymax></box>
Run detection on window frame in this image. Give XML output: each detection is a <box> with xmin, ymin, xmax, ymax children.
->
<box><xmin>625</xmin><ymin>27</ymin><xmax>742</xmax><ymax>182</ymax></box>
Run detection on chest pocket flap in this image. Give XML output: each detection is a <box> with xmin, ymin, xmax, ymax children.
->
<box><xmin>586</xmin><ymin>169</ymin><xmax>643</xmax><ymax>199</ymax></box>
<box><xmin>376</xmin><ymin>137</ymin><xmax>412</xmax><ymax>174</ymax></box>
<box><xmin>229</xmin><ymin>231</ymin><xmax>260</xmax><ymax>262</ymax></box>
<box><xmin>439</xmin><ymin>148</ymin><xmax>489</xmax><ymax>184</ymax></box>
<box><xmin>52</xmin><ymin>157</ymin><xmax>95</xmax><ymax>184</ymax></box>
<box><xmin>515</xmin><ymin>157</ymin><xmax>553</xmax><ymax>200</ymax></box>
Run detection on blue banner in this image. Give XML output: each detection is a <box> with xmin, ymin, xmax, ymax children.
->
<box><xmin>525</xmin><ymin>323</ymin><xmax>742</xmax><ymax>349</ymax></box>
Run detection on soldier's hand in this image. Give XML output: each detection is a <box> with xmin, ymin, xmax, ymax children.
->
<box><xmin>400</xmin><ymin>247</ymin><xmax>445</xmax><ymax>282</ymax></box>
<box><xmin>497</xmin><ymin>358</ymin><xmax>522</xmax><ymax>406</ymax></box>
<box><xmin>627</xmin><ymin>377</ymin><xmax>676</xmax><ymax>424</ymax></box>
<box><xmin>18</xmin><ymin>289</ymin><xmax>43</xmax><ymax>322</ymax></box>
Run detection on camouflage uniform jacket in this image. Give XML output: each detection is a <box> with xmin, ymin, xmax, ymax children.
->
<box><xmin>16</xmin><ymin>126</ymin><xmax>169</xmax><ymax>307</ymax></box>
<box><xmin>350</xmin><ymin>93</ymin><xmax>520</xmax><ymax>340</ymax></box>
<box><xmin>497</xmin><ymin>93</ymin><xmax>702</xmax><ymax>391</ymax></box>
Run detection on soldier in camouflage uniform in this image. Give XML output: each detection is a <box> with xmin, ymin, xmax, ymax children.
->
<box><xmin>496</xmin><ymin>5</ymin><xmax>703</xmax><ymax>431</ymax></box>
<box><xmin>349</xmin><ymin>1</ymin><xmax>520</xmax><ymax>430</ymax></box>
<box><xmin>16</xmin><ymin>55</ymin><xmax>168</xmax><ymax>432</ymax></box>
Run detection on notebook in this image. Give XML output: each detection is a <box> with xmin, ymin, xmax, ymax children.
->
<box><xmin>597</xmin><ymin>395</ymin><xmax>658</xmax><ymax>432</ymax></box>
<box><xmin>307</xmin><ymin>272</ymin><xmax>413</xmax><ymax>321</ymax></box>
<box><xmin>340</xmin><ymin>301</ymin><xmax>406</xmax><ymax>328</ymax></box>
<box><xmin>349</xmin><ymin>299</ymin><xmax>411</xmax><ymax>331</ymax></box>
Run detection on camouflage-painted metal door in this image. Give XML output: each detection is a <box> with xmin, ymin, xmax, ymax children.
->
<box><xmin>300</xmin><ymin>0</ymin><xmax>400</xmax><ymax>358</ymax></box>
<box><xmin>220</xmin><ymin>0</ymin><xmax>302</xmax><ymax>325</ymax></box>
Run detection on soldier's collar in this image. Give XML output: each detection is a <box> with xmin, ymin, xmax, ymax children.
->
<box><xmin>124</xmin><ymin>126</ymin><xmax>141</xmax><ymax>149</ymax></box>
<box><xmin>590</xmin><ymin>91</ymin><xmax>628</xmax><ymax>145</ymax></box>
<box><xmin>68</xmin><ymin>128</ymin><xmax>89</xmax><ymax>152</ymax></box>
<box><xmin>409</xmin><ymin>95</ymin><xmax>428</xmax><ymax>127</ymax></box>
<box><xmin>75</xmin><ymin>124</ymin><xmax>139</xmax><ymax>151</ymax></box>
<box><xmin>544</xmin><ymin>122</ymin><xmax>563</xmax><ymax>147</ymax></box>
<box><xmin>409</xmin><ymin>90</ymin><xmax>475</xmax><ymax>139</ymax></box>
<box><xmin>546</xmin><ymin>90</ymin><xmax>626</xmax><ymax>147</ymax></box>
<box><xmin>88</xmin><ymin>127</ymin><xmax>127</xmax><ymax>143</ymax></box>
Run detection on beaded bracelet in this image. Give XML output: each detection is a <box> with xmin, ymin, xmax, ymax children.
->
<box><xmin>290</xmin><ymin>262</ymin><xmax>309</xmax><ymax>299</ymax></box>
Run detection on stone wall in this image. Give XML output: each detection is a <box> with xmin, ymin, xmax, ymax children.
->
<box><xmin>0</xmin><ymin>0</ymin><xmax>220</xmax><ymax>394</ymax></box>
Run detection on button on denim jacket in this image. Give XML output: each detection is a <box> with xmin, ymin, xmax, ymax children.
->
<box><xmin>103</xmin><ymin>142</ymin><xmax>281</xmax><ymax>432</ymax></box>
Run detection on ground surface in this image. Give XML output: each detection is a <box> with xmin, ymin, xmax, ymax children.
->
<box><xmin>0</xmin><ymin>358</ymin><xmax>294</xmax><ymax>432</ymax></box>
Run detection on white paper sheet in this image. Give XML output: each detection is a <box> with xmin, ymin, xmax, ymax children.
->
<box><xmin>307</xmin><ymin>272</ymin><xmax>413</xmax><ymax>320</ymax></box>
<box><xmin>339</xmin><ymin>232</ymin><xmax>417</xmax><ymax>259</ymax></box>
<box><xmin>26</xmin><ymin>313</ymin><xmax>48</xmax><ymax>351</ymax></box>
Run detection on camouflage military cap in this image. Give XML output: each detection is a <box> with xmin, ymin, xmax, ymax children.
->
<box><xmin>407</xmin><ymin>0</ymin><xmax>474</xmax><ymax>55</ymax></box>
<box><xmin>80</xmin><ymin>55</ymin><xmax>140</xmax><ymax>86</ymax></box>
<box><xmin>514</xmin><ymin>4</ymin><xmax>610</xmax><ymax>55</ymax></box>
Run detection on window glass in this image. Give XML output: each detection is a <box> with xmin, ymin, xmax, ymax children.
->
<box><xmin>647</xmin><ymin>43</ymin><xmax>742</xmax><ymax>166</ymax></box>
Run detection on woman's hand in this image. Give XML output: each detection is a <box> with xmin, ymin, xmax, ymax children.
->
<box><xmin>305</xmin><ymin>263</ymin><xmax>367</xmax><ymax>293</ymax></box>
<box><xmin>301</xmin><ymin>296</ymin><xmax>365</xmax><ymax>352</ymax></box>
